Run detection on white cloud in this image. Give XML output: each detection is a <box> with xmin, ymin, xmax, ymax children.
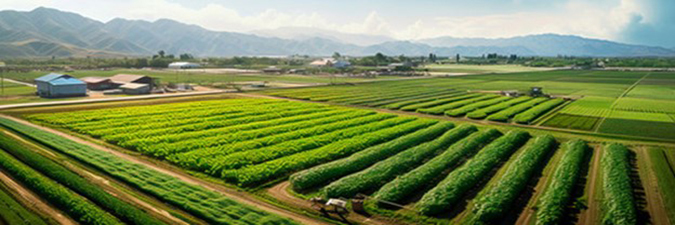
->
<box><xmin>0</xmin><ymin>0</ymin><xmax>662</xmax><ymax>44</ymax></box>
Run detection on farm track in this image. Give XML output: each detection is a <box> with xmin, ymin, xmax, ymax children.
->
<box><xmin>637</xmin><ymin>147</ymin><xmax>671</xmax><ymax>225</ymax></box>
<box><xmin>593</xmin><ymin>72</ymin><xmax>651</xmax><ymax>133</ymax></box>
<box><xmin>0</xmin><ymin>115</ymin><xmax>330</xmax><ymax>225</ymax></box>
<box><xmin>0</xmin><ymin>129</ymin><xmax>191</xmax><ymax>225</ymax></box>
<box><xmin>514</xmin><ymin>145</ymin><xmax>565</xmax><ymax>225</ymax></box>
<box><xmin>268</xmin><ymin>181</ymin><xmax>397</xmax><ymax>225</ymax></box>
<box><xmin>0</xmin><ymin>171</ymin><xmax>74</xmax><ymax>225</ymax></box>
<box><xmin>239</xmin><ymin>93</ymin><xmax>675</xmax><ymax>145</ymax></box>
<box><xmin>580</xmin><ymin>146</ymin><xmax>602</xmax><ymax>225</ymax></box>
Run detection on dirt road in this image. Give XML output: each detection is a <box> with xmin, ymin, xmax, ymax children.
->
<box><xmin>637</xmin><ymin>147</ymin><xmax>671</xmax><ymax>225</ymax></box>
<box><xmin>0</xmin><ymin>171</ymin><xmax>75</xmax><ymax>225</ymax></box>
<box><xmin>1</xmin><ymin>115</ymin><xmax>328</xmax><ymax>225</ymax></box>
<box><xmin>580</xmin><ymin>146</ymin><xmax>602</xmax><ymax>225</ymax></box>
<box><xmin>268</xmin><ymin>181</ymin><xmax>395</xmax><ymax>225</ymax></box>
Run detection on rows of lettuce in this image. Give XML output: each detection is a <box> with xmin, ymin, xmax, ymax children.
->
<box><xmin>265</xmin><ymin>87</ymin><xmax>565</xmax><ymax>124</ymax></box>
<box><xmin>289</xmin><ymin>124</ymin><xmax>639</xmax><ymax>224</ymax></box>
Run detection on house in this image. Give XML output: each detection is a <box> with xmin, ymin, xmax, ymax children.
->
<box><xmin>168</xmin><ymin>62</ymin><xmax>201</xmax><ymax>69</ymax></box>
<box><xmin>388</xmin><ymin>62</ymin><xmax>413</xmax><ymax>71</ymax></box>
<box><xmin>309</xmin><ymin>58</ymin><xmax>335</xmax><ymax>67</ymax></box>
<box><xmin>34</xmin><ymin>73</ymin><xmax>87</xmax><ymax>98</ymax></box>
<box><xmin>119</xmin><ymin>83</ymin><xmax>150</xmax><ymax>95</ymax></box>
<box><xmin>110</xmin><ymin>74</ymin><xmax>154</xmax><ymax>89</ymax></box>
<box><xmin>80</xmin><ymin>77</ymin><xmax>114</xmax><ymax>90</ymax></box>
<box><xmin>332</xmin><ymin>60</ymin><xmax>352</xmax><ymax>69</ymax></box>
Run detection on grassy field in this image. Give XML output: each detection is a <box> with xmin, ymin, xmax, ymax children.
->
<box><xmin>423</xmin><ymin>64</ymin><xmax>554</xmax><ymax>74</ymax></box>
<box><xmin>262</xmin><ymin>70</ymin><xmax>675</xmax><ymax>141</ymax></box>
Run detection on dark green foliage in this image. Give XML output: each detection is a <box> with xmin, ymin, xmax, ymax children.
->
<box><xmin>601</xmin><ymin>143</ymin><xmax>637</xmax><ymax>225</ymax></box>
<box><xmin>322</xmin><ymin>125</ymin><xmax>477</xmax><ymax>198</ymax></box>
<box><xmin>416</xmin><ymin>130</ymin><xmax>531</xmax><ymax>216</ymax></box>
<box><xmin>374</xmin><ymin>128</ymin><xmax>502</xmax><ymax>203</ymax></box>
<box><xmin>289</xmin><ymin>122</ymin><xmax>455</xmax><ymax>191</ymax></box>
<box><xmin>513</xmin><ymin>98</ymin><xmax>565</xmax><ymax>124</ymax></box>
<box><xmin>473</xmin><ymin>135</ymin><xmax>556</xmax><ymax>222</ymax></box>
<box><xmin>0</xmin><ymin>134</ymin><xmax>166</xmax><ymax>225</ymax></box>
<box><xmin>536</xmin><ymin>139</ymin><xmax>589</xmax><ymax>225</ymax></box>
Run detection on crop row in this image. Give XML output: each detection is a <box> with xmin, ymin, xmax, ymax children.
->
<box><xmin>418</xmin><ymin>95</ymin><xmax>499</xmax><ymax>115</ymax></box>
<box><xmin>0</xmin><ymin>118</ymin><xmax>298</xmax><ymax>225</ymax></box>
<box><xmin>322</xmin><ymin>124</ymin><xmax>476</xmax><ymax>198</ymax></box>
<box><xmin>0</xmin><ymin>145</ymin><xmax>121</xmax><ymax>225</ymax></box>
<box><xmin>536</xmin><ymin>139</ymin><xmax>588</xmax><ymax>225</ymax></box>
<box><xmin>514</xmin><ymin>98</ymin><xmax>566</xmax><ymax>124</ymax></box>
<box><xmin>0</xmin><ymin>134</ymin><xmax>164</xmax><ymax>225</ymax></box>
<box><xmin>374</xmin><ymin>128</ymin><xmax>502</xmax><ymax>204</ymax></box>
<box><xmin>542</xmin><ymin>113</ymin><xmax>600</xmax><ymax>131</ymax></box>
<box><xmin>169</xmin><ymin>113</ymin><xmax>398</xmax><ymax>171</ymax></box>
<box><xmin>383</xmin><ymin>91</ymin><xmax>468</xmax><ymax>110</ymax></box>
<box><xmin>445</xmin><ymin>96</ymin><xmax>512</xmax><ymax>117</ymax></box>
<box><xmin>466</xmin><ymin>96</ymin><xmax>532</xmax><ymax>119</ymax></box>
<box><xmin>289</xmin><ymin>122</ymin><xmax>455</xmax><ymax>191</ymax></box>
<box><xmin>208</xmin><ymin>116</ymin><xmax>413</xmax><ymax>173</ymax></box>
<box><xmin>416</xmin><ymin>130</ymin><xmax>531</xmax><ymax>216</ymax></box>
<box><xmin>400</xmin><ymin>93</ymin><xmax>479</xmax><ymax>112</ymax></box>
<box><xmin>601</xmin><ymin>143</ymin><xmax>636</xmax><ymax>225</ymax></box>
<box><xmin>221</xmin><ymin>119</ymin><xmax>437</xmax><ymax>186</ymax></box>
<box><xmin>127</xmin><ymin>109</ymin><xmax>367</xmax><ymax>154</ymax></box>
<box><xmin>472</xmin><ymin>135</ymin><xmax>556</xmax><ymax>222</ymax></box>
<box><xmin>486</xmin><ymin>97</ymin><xmax>549</xmax><ymax>122</ymax></box>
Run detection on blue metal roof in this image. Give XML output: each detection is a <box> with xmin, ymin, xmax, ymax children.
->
<box><xmin>49</xmin><ymin>77</ymin><xmax>85</xmax><ymax>86</ymax></box>
<box><xmin>35</xmin><ymin>73</ymin><xmax>67</xmax><ymax>82</ymax></box>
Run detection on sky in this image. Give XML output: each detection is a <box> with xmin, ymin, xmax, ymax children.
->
<box><xmin>1</xmin><ymin>0</ymin><xmax>674</xmax><ymax>47</ymax></box>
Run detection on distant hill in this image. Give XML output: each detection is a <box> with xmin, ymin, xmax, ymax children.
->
<box><xmin>1</xmin><ymin>7</ymin><xmax>674</xmax><ymax>58</ymax></box>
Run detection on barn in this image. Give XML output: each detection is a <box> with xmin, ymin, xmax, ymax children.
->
<box><xmin>110</xmin><ymin>74</ymin><xmax>154</xmax><ymax>89</ymax></box>
<box><xmin>80</xmin><ymin>77</ymin><xmax>114</xmax><ymax>90</ymax></box>
<box><xmin>119</xmin><ymin>83</ymin><xmax>151</xmax><ymax>95</ymax></box>
<box><xmin>34</xmin><ymin>73</ymin><xmax>87</xmax><ymax>98</ymax></box>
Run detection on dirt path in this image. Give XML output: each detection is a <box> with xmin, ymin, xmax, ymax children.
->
<box><xmin>268</xmin><ymin>181</ymin><xmax>393</xmax><ymax>225</ymax></box>
<box><xmin>580</xmin><ymin>146</ymin><xmax>602</xmax><ymax>225</ymax></box>
<box><xmin>0</xmin><ymin>171</ymin><xmax>75</xmax><ymax>225</ymax></box>
<box><xmin>514</xmin><ymin>147</ymin><xmax>564</xmax><ymax>225</ymax></box>
<box><xmin>0</xmin><ymin>78</ymin><xmax>36</xmax><ymax>87</ymax></box>
<box><xmin>1</xmin><ymin>115</ymin><xmax>328</xmax><ymax>225</ymax></box>
<box><xmin>637</xmin><ymin>147</ymin><xmax>671</xmax><ymax>225</ymax></box>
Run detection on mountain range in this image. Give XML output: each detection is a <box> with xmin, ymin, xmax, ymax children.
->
<box><xmin>1</xmin><ymin>7</ymin><xmax>674</xmax><ymax>58</ymax></box>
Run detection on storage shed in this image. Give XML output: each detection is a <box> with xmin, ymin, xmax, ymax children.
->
<box><xmin>110</xmin><ymin>74</ymin><xmax>154</xmax><ymax>89</ymax></box>
<box><xmin>119</xmin><ymin>83</ymin><xmax>150</xmax><ymax>95</ymax></box>
<box><xmin>81</xmin><ymin>77</ymin><xmax>114</xmax><ymax>90</ymax></box>
<box><xmin>168</xmin><ymin>62</ymin><xmax>201</xmax><ymax>69</ymax></box>
<box><xmin>34</xmin><ymin>73</ymin><xmax>86</xmax><ymax>98</ymax></box>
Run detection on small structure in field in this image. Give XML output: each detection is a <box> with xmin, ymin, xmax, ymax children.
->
<box><xmin>110</xmin><ymin>74</ymin><xmax>154</xmax><ymax>89</ymax></box>
<box><xmin>310</xmin><ymin>58</ymin><xmax>335</xmax><ymax>67</ymax></box>
<box><xmin>332</xmin><ymin>60</ymin><xmax>352</xmax><ymax>69</ymax></box>
<box><xmin>119</xmin><ymin>83</ymin><xmax>150</xmax><ymax>95</ymax></box>
<box><xmin>262</xmin><ymin>66</ymin><xmax>284</xmax><ymax>74</ymax></box>
<box><xmin>168</xmin><ymin>62</ymin><xmax>201</xmax><ymax>69</ymax></box>
<box><xmin>80</xmin><ymin>77</ymin><xmax>114</xmax><ymax>90</ymax></box>
<box><xmin>34</xmin><ymin>73</ymin><xmax>86</xmax><ymax>98</ymax></box>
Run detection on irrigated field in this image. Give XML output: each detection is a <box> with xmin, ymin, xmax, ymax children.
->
<box><xmin>263</xmin><ymin>70</ymin><xmax>675</xmax><ymax>141</ymax></box>
<box><xmin>3</xmin><ymin>94</ymin><xmax>669</xmax><ymax>225</ymax></box>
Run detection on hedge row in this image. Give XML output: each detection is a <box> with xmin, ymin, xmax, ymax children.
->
<box><xmin>536</xmin><ymin>139</ymin><xmax>589</xmax><ymax>225</ymax></box>
<box><xmin>601</xmin><ymin>143</ymin><xmax>636</xmax><ymax>225</ymax></box>
<box><xmin>416</xmin><ymin>130</ymin><xmax>531</xmax><ymax>216</ymax></box>
<box><xmin>472</xmin><ymin>135</ymin><xmax>556</xmax><ymax>222</ymax></box>
<box><xmin>289</xmin><ymin>122</ymin><xmax>455</xmax><ymax>191</ymax></box>
<box><xmin>322</xmin><ymin>124</ymin><xmax>477</xmax><ymax>198</ymax></box>
<box><xmin>374</xmin><ymin>128</ymin><xmax>502</xmax><ymax>203</ymax></box>
<box><xmin>0</xmin><ymin>135</ymin><xmax>164</xmax><ymax>225</ymax></box>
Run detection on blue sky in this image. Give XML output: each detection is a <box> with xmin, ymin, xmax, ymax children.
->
<box><xmin>1</xmin><ymin>0</ymin><xmax>673</xmax><ymax>47</ymax></box>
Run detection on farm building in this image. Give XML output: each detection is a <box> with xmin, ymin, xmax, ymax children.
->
<box><xmin>262</xmin><ymin>66</ymin><xmax>284</xmax><ymax>74</ymax></box>
<box><xmin>34</xmin><ymin>73</ymin><xmax>87</xmax><ymax>98</ymax></box>
<box><xmin>168</xmin><ymin>62</ymin><xmax>201</xmax><ymax>69</ymax></box>
<box><xmin>333</xmin><ymin>60</ymin><xmax>352</xmax><ymax>69</ymax></box>
<box><xmin>80</xmin><ymin>77</ymin><xmax>114</xmax><ymax>90</ymax></box>
<box><xmin>309</xmin><ymin>58</ymin><xmax>335</xmax><ymax>67</ymax></box>
<box><xmin>110</xmin><ymin>74</ymin><xmax>154</xmax><ymax>89</ymax></box>
<box><xmin>119</xmin><ymin>83</ymin><xmax>151</xmax><ymax>95</ymax></box>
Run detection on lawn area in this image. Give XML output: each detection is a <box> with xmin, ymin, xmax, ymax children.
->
<box><xmin>424</xmin><ymin>64</ymin><xmax>554</xmax><ymax>74</ymax></box>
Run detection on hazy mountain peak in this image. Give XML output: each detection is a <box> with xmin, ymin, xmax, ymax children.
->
<box><xmin>251</xmin><ymin>26</ymin><xmax>396</xmax><ymax>46</ymax></box>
